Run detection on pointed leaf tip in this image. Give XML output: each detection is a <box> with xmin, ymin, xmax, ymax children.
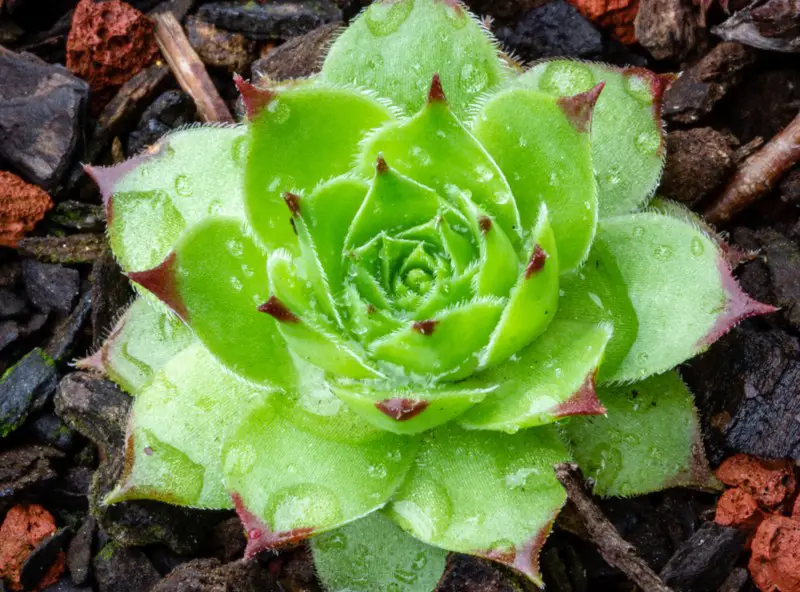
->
<box><xmin>232</xmin><ymin>492</ymin><xmax>314</xmax><ymax>557</ymax></box>
<box><xmin>234</xmin><ymin>73</ymin><xmax>277</xmax><ymax>119</ymax></box>
<box><xmin>476</xmin><ymin>514</ymin><xmax>557</xmax><ymax>584</ymax></box>
<box><xmin>282</xmin><ymin>192</ymin><xmax>301</xmax><ymax>216</ymax></box>
<box><xmin>478</xmin><ymin>216</ymin><xmax>492</xmax><ymax>234</ymax></box>
<box><xmin>84</xmin><ymin>150</ymin><xmax>158</xmax><ymax>222</ymax></box>
<box><xmin>127</xmin><ymin>253</ymin><xmax>189</xmax><ymax>320</ymax></box>
<box><xmin>258</xmin><ymin>296</ymin><xmax>300</xmax><ymax>323</ymax></box>
<box><xmin>699</xmin><ymin>256</ymin><xmax>777</xmax><ymax>348</ymax></box>
<box><xmin>525</xmin><ymin>244</ymin><xmax>549</xmax><ymax>279</ymax></box>
<box><xmin>553</xmin><ymin>372</ymin><xmax>606</xmax><ymax>419</ymax></box>
<box><xmin>375</xmin><ymin>398</ymin><xmax>430</xmax><ymax>421</ymax></box>
<box><xmin>412</xmin><ymin>320</ymin><xmax>439</xmax><ymax>335</ymax></box>
<box><xmin>556</xmin><ymin>82</ymin><xmax>605</xmax><ymax>133</ymax></box>
<box><xmin>375</xmin><ymin>154</ymin><xmax>390</xmax><ymax>175</ymax></box>
<box><xmin>428</xmin><ymin>73</ymin><xmax>447</xmax><ymax>104</ymax></box>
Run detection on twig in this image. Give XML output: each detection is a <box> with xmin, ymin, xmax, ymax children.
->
<box><xmin>554</xmin><ymin>463</ymin><xmax>675</xmax><ymax>592</ymax></box>
<box><xmin>704</xmin><ymin>110</ymin><xmax>800</xmax><ymax>225</ymax></box>
<box><xmin>152</xmin><ymin>11</ymin><xmax>234</xmax><ymax>123</ymax></box>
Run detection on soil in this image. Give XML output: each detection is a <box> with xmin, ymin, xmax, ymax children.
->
<box><xmin>1</xmin><ymin>0</ymin><xmax>800</xmax><ymax>591</ymax></box>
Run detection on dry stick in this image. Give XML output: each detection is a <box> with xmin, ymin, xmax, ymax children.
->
<box><xmin>704</xmin><ymin>110</ymin><xmax>800</xmax><ymax>225</ymax></box>
<box><xmin>152</xmin><ymin>11</ymin><xmax>234</xmax><ymax>124</ymax></box>
<box><xmin>554</xmin><ymin>463</ymin><xmax>675</xmax><ymax>592</ymax></box>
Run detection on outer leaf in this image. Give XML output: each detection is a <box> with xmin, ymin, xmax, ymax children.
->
<box><xmin>106</xmin><ymin>343</ymin><xmax>251</xmax><ymax>508</ymax></box>
<box><xmin>128</xmin><ymin>218</ymin><xmax>297</xmax><ymax>388</ymax></box>
<box><xmin>562</xmin><ymin>371</ymin><xmax>719</xmax><ymax>496</ymax></box>
<box><xmin>471</xmin><ymin>87</ymin><xmax>598</xmax><ymax>271</ymax></box>
<box><xmin>223</xmin><ymin>365</ymin><xmax>419</xmax><ymax>557</ymax></box>
<box><xmin>322</xmin><ymin>0</ymin><xmax>510</xmax><ymax>119</ymax></box>
<box><xmin>244</xmin><ymin>85</ymin><xmax>395</xmax><ymax>252</ymax></box>
<box><xmin>86</xmin><ymin>126</ymin><xmax>246</xmax><ymax>273</ymax></box>
<box><xmin>78</xmin><ymin>298</ymin><xmax>194</xmax><ymax>395</ymax></box>
<box><xmin>592</xmin><ymin>213</ymin><xmax>774</xmax><ymax>382</ymax></box>
<box><xmin>387</xmin><ymin>424</ymin><xmax>568</xmax><ymax>584</ymax></box>
<box><xmin>459</xmin><ymin>321</ymin><xmax>611</xmax><ymax>432</ymax></box>
<box><xmin>312</xmin><ymin>511</ymin><xmax>448</xmax><ymax>592</ymax></box>
<box><xmin>519</xmin><ymin>60</ymin><xmax>668</xmax><ymax>216</ymax></box>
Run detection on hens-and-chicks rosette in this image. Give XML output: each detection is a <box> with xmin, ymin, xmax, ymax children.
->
<box><xmin>80</xmin><ymin>0</ymin><xmax>774</xmax><ymax>588</ymax></box>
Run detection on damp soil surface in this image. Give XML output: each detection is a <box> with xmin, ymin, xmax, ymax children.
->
<box><xmin>1</xmin><ymin>0</ymin><xmax>800</xmax><ymax>591</ymax></box>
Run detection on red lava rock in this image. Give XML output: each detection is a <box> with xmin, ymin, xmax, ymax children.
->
<box><xmin>567</xmin><ymin>0</ymin><xmax>640</xmax><ymax>44</ymax></box>
<box><xmin>715</xmin><ymin>454</ymin><xmax>797</xmax><ymax>509</ymax></box>
<box><xmin>749</xmin><ymin>516</ymin><xmax>800</xmax><ymax>592</ymax></box>
<box><xmin>715</xmin><ymin>486</ymin><xmax>767</xmax><ymax>536</ymax></box>
<box><xmin>66</xmin><ymin>0</ymin><xmax>160</xmax><ymax>114</ymax></box>
<box><xmin>0</xmin><ymin>505</ymin><xmax>64</xmax><ymax>591</ymax></box>
<box><xmin>0</xmin><ymin>171</ymin><xmax>53</xmax><ymax>247</ymax></box>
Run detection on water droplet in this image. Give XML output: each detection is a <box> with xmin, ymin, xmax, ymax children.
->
<box><xmin>504</xmin><ymin>467</ymin><xmax>540</xmax><ymax>488</ymax></box>
<box><xmin>174</xmin><ymin>174</ymin><xmax>192</xmax><ymax>196</ymax></box>
<box><xmin>588</xmin><ymin>292</ymin><xmax>604</xmax><ymax>309</ymax></box>
<box><xmin>268</xmin><ymin>484</ymin><xmax>343</xmax><ymax>532</ymax></box>
<box><xmin>653</xmin><ymin>244</ymin><xmax>673</xmax><ymax>261</ymax></box>
<box><xmin>225</xmin><ymin>443</ymin><xmax>256</xmax><ymax>476</ymax></box>
<box><xmin>267</xmin><ymin>99</ymin><xmax>290</xmax><ymax>124</ymax></box>
<box><xmin>634</xmin><ymin>129</ymin><xmax>661</xmax><ymax>155</ymax></box>
<box><xmin>624</xmin><ymin>73</ymin><xmax>652</xmax><ymax>104</ymax></box>
<box><xmin>690</xmin><ymin>236</ymin><xmax>705</xmax><ymax>257</ymax></box>
<box><xmin>314</xmin><ymin>531</ymin><xmax>346</xmax><ymax>552</ymax></box>
<box><xmin>637</xmin><ymin>352</ymin><xmax>649</xmax><ymax>365</ymax></box>
<box><xmin>232</xmin><ymin>135</ymin><xmax>248</xmax><ymax>166</ymax></box>
<box><xmin>230</xmin><ymin>276</ymin><xmax>244</xmax><ymax>291</ymax></box>
<box><xmin>460</xmin><ymin>62</ymin><xmax>489</xmax><ymax>94</ymax></box>
<box><xmin>539</xmin><ymin>62</ymin><xmax>595</xmax><ymax>96</ymax></box>
<box><xmin>365</xmin><ymin>0</ymin><xmax>414</xmax><ymax>36</ymax></box>
<box><xmin>226</xmin><ymin>239</ymin><xmax>244</xmax><ymax>258</ymax></box>
<box><xmin>409</xmin><ymin>145</ymin><xmax>432</xmax><ymax>166</ymax></box>
<box><xmin>208</xmin><ymin>200</ymin><xmax>224</xmax><ymax>215</ymax></box>
<box><xmin>391</xmin><ymin>479</ymin><xmax>451</xmax><ymax>540</ymax></box>
<box><xmin>367</xmin><ymin>463</ymin><xmax>388</xmax><ymax>479</ymax></box>
<box><xmin>632</xmin><ymin>226</ymin><xmax>645</xmax><ymax>238</ymax></box>
<box><xmin>394</xmin><ymin>569</ymin><xmax>418</xmax><ymax>584</ymax></box>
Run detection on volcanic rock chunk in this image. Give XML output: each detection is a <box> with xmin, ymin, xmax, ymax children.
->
<box><xmin>45</xmin><ymin>290</ymin><xmax>93</xmax><ymax>362</ymax></box>
<box><xmin>126</xmin><ymin>91</ymin><xmax>198</xmax><ymax>155</ymax></box>
<box><xmin>659</xmin><ymin>522</ymin><xmax>746</xmax><ymax>592</ymax></box>
<box><xmin>0</xmin><ymin>49</ymin><xmax>88</xmax><ymax>189</ymax></box>
<box><xmin>19</xmin><ymin>527</ymin><xmax>71</xmax><ymax>591</ymax></box>
<box><xmin>196</xmin><ymin>0</ymin><xmax>342</xmax><ymax>41</ymax></box>
<box><xmin>0</xmin><ymin>348</ymin><xmax>58</xmax><ymax>437</ymax></box>
<box><xmin>0</xmin><ymin>446</ymin><xmax>63</xmax><ymax>513</ymax></box>
<box><xmin>0</xmin><ymin>171</ymin><xmax>54</xmax><ymax>247</ymax></box>
<box><xmin>93</xmin><ymin>545</ymin><xmax>160</xmax><ymax>592</ymax></box>
<box><xmin>495</xmin><ymin>1</ymin><xmax>605</xmax><ymax>61</ymax></box>
<box><xmin>22</xmin><ymin>260</ymin><xmax>80</xmax><ymax>314</ymax></box>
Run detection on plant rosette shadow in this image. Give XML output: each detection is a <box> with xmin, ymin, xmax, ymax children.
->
<box><xmin>77</xmin><ymin>0</ymin><xmax>775</xmax><ymax>589</ymax></box>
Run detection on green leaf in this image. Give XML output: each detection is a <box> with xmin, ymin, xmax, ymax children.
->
<box><xmin>591</xmin><ymin>212</ymin><xmax>773</xmax><ymax>382</ymax></box>
<box><xmin>357</xmin><ymin>86</ymin><xmax>521</xmax><ymax>248</ymax></box>
<box><xmin>562</xmin><ymin>371</ymin><xmax>719</xmax><ymax>497</ymax></box>
<box><xmin>322</xmin><ymin>0</ymin><xmax>510</xmax><ymax>119</ymax></box>
<box><xmin>244</xmin><ymin>85</ymin><xmax>395</xmax><ymax>252</ymax></box>
<box><xmin>519</xmin><ymin>60</ymin><xmax>667</xmax><ymax>216</ymax></box>
<box><xmin>369</xmin><ymin>298</ymin><xmax>506</xmax><ymax>381</ymax></box>
<box><xmin>459</xmin><ymin>321</ymin><xmax>612</xmax><ymax>432</ymax></box>
<box><xmin>87</xmin><ymin>126</ymin><xmax>246</xmax><ymax>273</ymax></box>
<box><xmin>471</xmin><ymin>87</ymin><xmax>598</xmax><ymax>271</ymax></box>
<box><xmin>222</xmin><ymin>367</ymin><xmax>419</xmax><ymax>557</ymax></box>
<box><xmin>312</xmin><ymin>511</ymin><xmax>448</xmax><ymax>592</ymax></box>
<box><xmin>128</xmin><ymin>218</ymin><xmax>297</xmax><ymax>388</ymax></box>
<box><xmin>329</xmin><ymin>376</ymin><xmax>494</xmax><ymax>435</ymax></box>
<box><xmin>78</xmin><ymin>298</ymin><xmax>194</xmax><ymax>395</ymax></box>
<box><xmin>387</xmin><ymin>424</ymin><xmax>568</xmax><ymax>584</ymax></box>
<box><xmin>106</xmin><ymin>343</ymin><xmax>253</xmax><ymax>508</ymax></box>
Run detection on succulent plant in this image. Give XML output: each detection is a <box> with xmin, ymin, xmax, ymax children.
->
<box><xmin>81</xmin><ymin>0</ymin><xmax>774</xmax><ymax>588</ymax></box>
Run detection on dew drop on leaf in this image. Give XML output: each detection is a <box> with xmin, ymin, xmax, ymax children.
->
<box><xmin>267</xmin><ymin>100</ymin><xmax>291</xmax><ymax>125</ymax></box>
<box><xmin>365</xmin><ymin>0</ymin><xmax>414</xmax><ymax>36</ymax></box>
<box><xmin>539</xmin><ymin>61</ymin><xmax>595</xmax><ymax>95</ymax></box>
<box><xmin>624</xmin><ymin>73</ymin><xmax>652</xmax><ymax>104</ymax></box>
<box><xmin>229</xmin><ymin>277</ymin><xmax>244</xmax><ymax>291</ymax></box>
<box><xmin>269</xmin><ymin>484</ymin><xmax>343</xmax><ymax>531</ymax></box>
<box><xmin>632</xmin><ymin>226</ymin><xmax>645</xmax><ymax>238</ymax></box>
<box><xmin>174</xmin><ymin>174</ymin><xmax>192</xmax><ymax>196</ymax></box>
<box><xmin>394</xmin><ymin>569</ymin><xmax>419</xmax><ymax>584</ymax></box>
<box><xmin>653</xmin><ymin>244</ymin><xmax>673</xmax><ymax>261</ymax></box>
<box><xmin>232</xmin><ymin>135</ymin><xmax>248</xmax><ymax>166</ymax></box>
<box><xmin>634</xmin><ymin>129</ymin><xmax>662</xmax><ymax>155</ymax></box>
<box><xmin>460</xmin><ymin>62</ymin><xmax>489</xmax><ymax>94</ymax></box>
<box><xmin>690</xmin><ymin>236</ymin><xmax>705</xmax><ymax>256</ymax></box>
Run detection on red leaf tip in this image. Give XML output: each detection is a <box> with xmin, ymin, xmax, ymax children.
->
<box><xmin>478</xmin><ymin>216</ymin><xmax>493</xmax><ymax>234</ymax></box>
<box><xmin>553</xmin><ymin>372</ymin><xmax>606</xmax><ymax>419</ymax></box>
<box><xmin>234</xmin><ymin>73</ymin><xmax>277</xmax><ymax>119</ymax></box>
<box><xmin>428</xmin><ymin>73</ymin><xmax>447</xmax><ymax>104</ymax></box>
<box><xmin>84</xmin><ymin>148</ymin><xmax>161</xmax><ymax>224</ymax></box>
<box><xmin>376</xmin><ymin>154</ymin><xmax>390</xmax><ymax>175</ymax></box>
<box><xmin>525</xmin><ymin>244</ymin><xmax>549</xmax><ymax>278</ymax></box>
<box><xmin>375</xmin><ymin>398</ymin><xmax>430</xmax><ymax>421</ymax></box>
<box><xmin>127</xmin><ymin>253</ymin><xmax>189</xmax><ymax>320</ymax></box>
<box><xmin>282</xmin><ymin>192</ymin><xmax>301</xmax><ymax>217</ymax></box>
<box><xmin>556</xmin><ymin>82</ymin><xmax>605</xmax><ymax>133</ymax></box>
<box><xmin>258</xmin><ymin>296</ymin><xmax>300</xmax><ymax>323</ymax></box>
<box><xmin>475</xmin><ymin>513</ymin><xmax>557</xmax><ymax>584</ymax></box>
<box><xmin>412</xmin><ymin>320</ymin><xmax>439</xmax><ymax>335</ymax></box>
<box><xmin>699</xmin><ymin>256</ymin><xmax>778</xmax><ymax>348</ymax></box>
<box><xmin>231</xmin><ymin>492</ymin><xmax>314</xmax><ymax>558</ymax></box>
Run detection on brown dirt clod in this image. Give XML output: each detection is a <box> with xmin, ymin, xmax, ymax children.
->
<box><xmin>0</xmin><ymin>171</ymin><xmax>53</xmax><ymax>248</ymax></box>
<box><xmin>66</xmin><ymin>0</ymin><xmax>160</xmax><ymax>114</ymax></box>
